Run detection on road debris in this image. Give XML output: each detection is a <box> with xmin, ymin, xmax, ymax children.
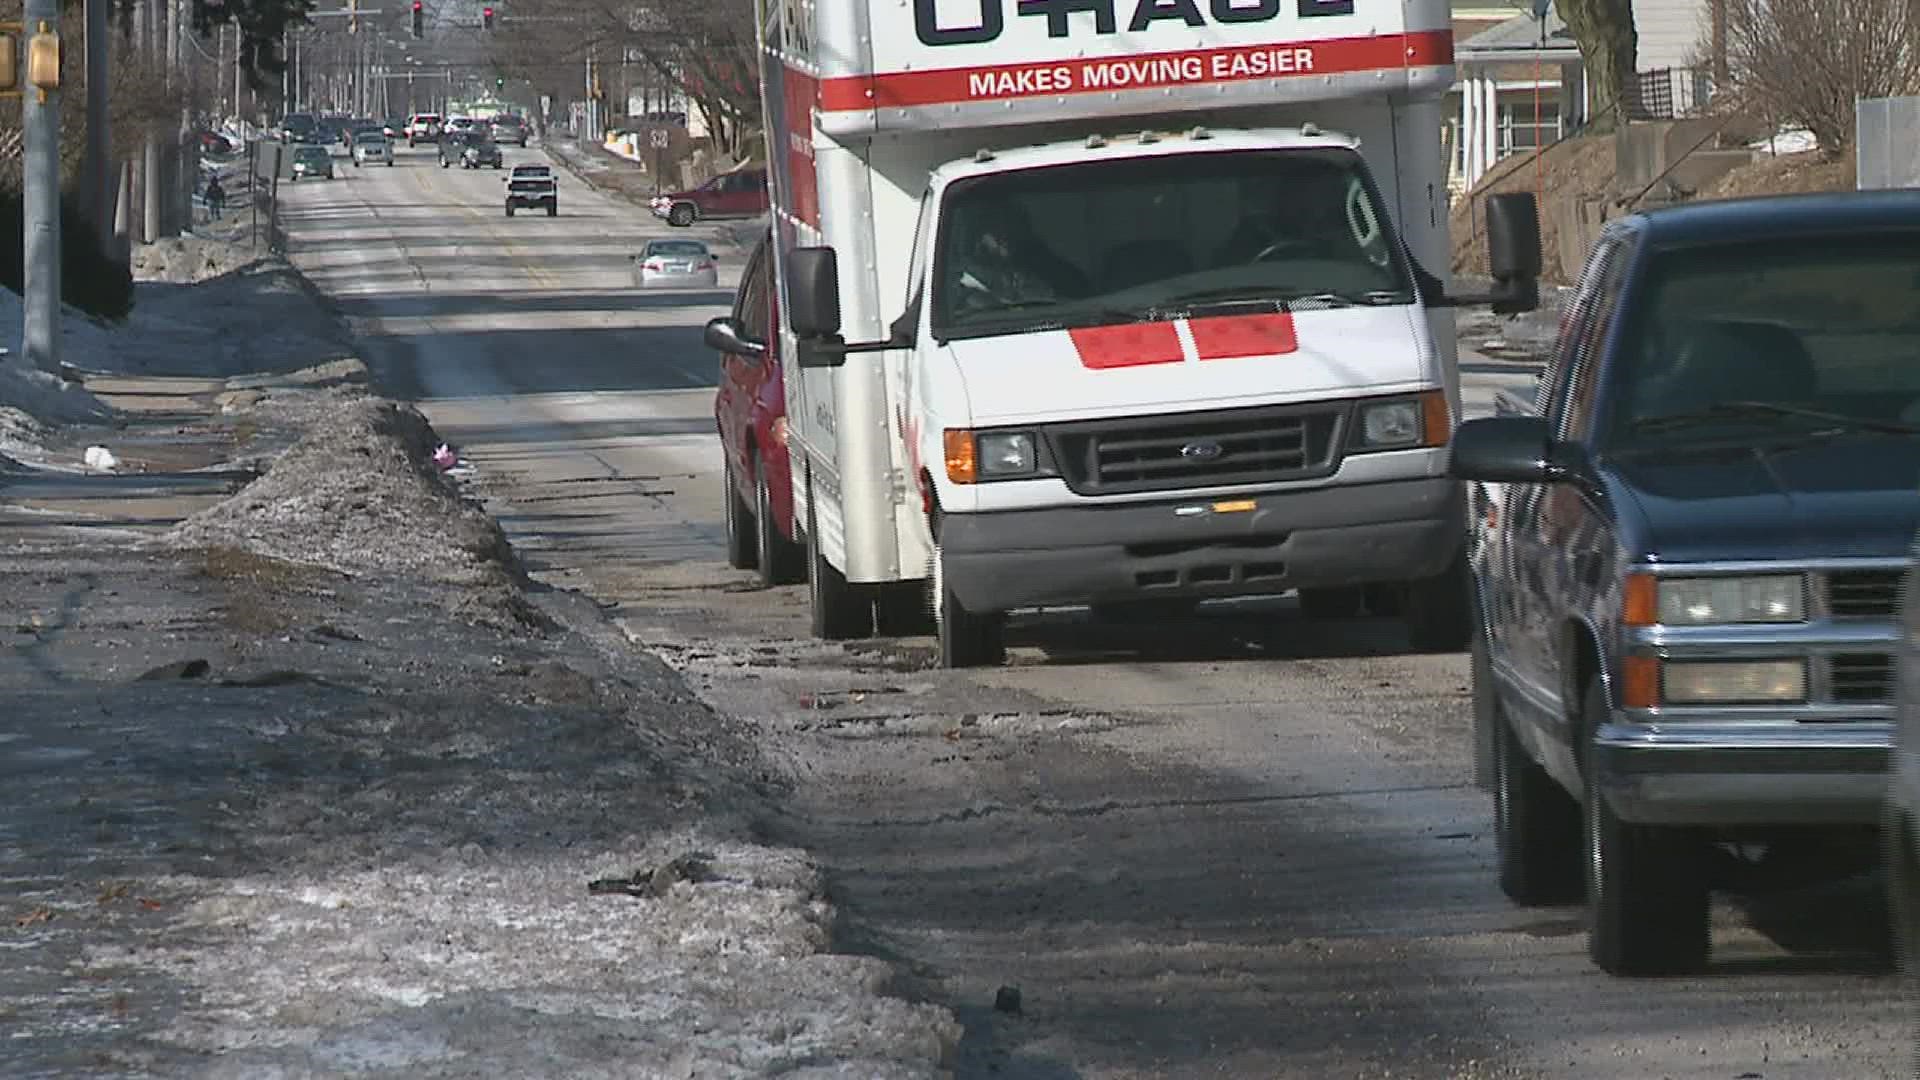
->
<box><xmin>83</xmin><ymin>445</ymin><xmax>119</xmax><ymax>472</ymax></box>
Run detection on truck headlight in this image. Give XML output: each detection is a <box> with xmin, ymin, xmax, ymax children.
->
<box><xmin>1663</xmin><ymin>660</ymin><xmax>1807</xmax><ymax>704</ymax></box>
<box><xmin>976</xmin><ymin>432</ymin><xmax>1036</xmax><ymax>478</ymax></box>
<box><xmin>1655</xmin><ymin>575</ymin><xmax>1806</xmax><ymax>625</ymax></box>
<box><xmin>1351</xmin><ymin>391</ymin><xmax>1448</xmax><ymax>452</ymax></box>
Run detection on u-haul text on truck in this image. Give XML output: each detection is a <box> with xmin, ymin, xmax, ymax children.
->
<box><xmin>705</xmin><ymin>0</ymin><xmax>1544</xmax><ymax>666</ymax></box>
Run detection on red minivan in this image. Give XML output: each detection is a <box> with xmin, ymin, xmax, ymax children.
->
<box><xmin>710</xmin><ymin>232</ymin><xmax>804</xmax><ymax>586</ymax></box>
<box><xmin>653</xmin><ymin>167</ymin><xmax>769</xmax><ymax>227</ymax></box>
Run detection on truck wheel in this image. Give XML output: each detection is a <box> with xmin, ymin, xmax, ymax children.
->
<box><xmin>931</xmin><ymin>540</ymin><xmax>1004</xmax><ymax>668</ymax></box>
<box><xmin>1582</xmin><ymin>680</ymin><xmax>1711</xmax><ymax>975</ymax></box>
<box><xmin>505</xmin><ymin>205</ymin><xmax>514</xmax><ymax>217</ymax></box>
<box><xmin>1405</xmin><ymin>550</ymin><xmax>1471</xmax><ymax>652</ymax></box>
<box><xmin>754</xmin><ymin>456</ymin><xmax>805</xmax><ymax>587</ymax></box>
<box><xmin>546</xmin><ymin>203</ymin><xmax>557</xmax><ymax>217</ymax></box>
<box><xmin>668</xmin><ymin>203</ymin><xmax>696</xmax><ymax>227</ymax></box>
<box><xmin>722</xmin><ymin>456</ymin><xmax>756</xmax><ymax>571</ymax></box>
<box><xmin>1884</xmin><ymin>807</ymin><xmax>1920</xmax><ymax>1001</ymax></box>
<box><xmin>805</xmin><ymin>500</ymin><xmax>872</xmax><ymax>641</ymax></box>
<box><xmin>1492</xmin><ymin>693</ymin><xmax>1582</xmax><ymax>905</ymax></box>
<box><xmin>1298</xmin><ymin>586</ymin><xmax>1363</xmax><ymax>620</ymax></box>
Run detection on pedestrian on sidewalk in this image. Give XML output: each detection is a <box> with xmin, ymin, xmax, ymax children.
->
<box><xmin>206</xmin><ymin>175</ymin><xmax>226</xmax><ymax>221</ymax></box>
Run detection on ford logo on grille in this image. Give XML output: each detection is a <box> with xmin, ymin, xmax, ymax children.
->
<box><xmin>1180</xmin><ymin>440</ymin><xmax>1225</xmax><ymax>462</ymax></box>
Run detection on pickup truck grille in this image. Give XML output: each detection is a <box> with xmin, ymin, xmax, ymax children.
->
<box><xmin>1044</xmin><ymin>403</ymin><xmax>1342</xmax><ymax>496</ymax></box>
<box><xmin>1828</xmin><ymin>653</ymin><xmax>1893</xmax><ymax>703</ymax></box>
<box><xmin>1825</xmin><ymin>569</ymin><xmax>1902</xmax><ymax>617</ymax></box>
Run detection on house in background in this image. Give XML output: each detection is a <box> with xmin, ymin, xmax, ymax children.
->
<box><xmin>1448</xmin><ymin>0</ymin><xmax>1720</xmax><ymax>193</ymax></box>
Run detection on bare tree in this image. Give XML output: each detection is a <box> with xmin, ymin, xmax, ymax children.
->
<box><xmin>1560</xmin><ymin>0</ymin><xmax>1638</xmax><ymax>129</ymax></box>
<box><xmin>1721</xmin><ymin>0</ymin><xmax>1920</xmax><ymax>157</ymax></box>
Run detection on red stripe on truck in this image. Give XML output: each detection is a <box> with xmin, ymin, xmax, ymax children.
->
<box><xmin>1069</xmin><ymin>322</ymin><xmax>1184</xmax><ymax>369</ymax></box>
<box><xmin>816</xmin><ymin>31</ymin><xmax>1451</xmax><ymax>112</ymax></box>
<box><xmin>1189</xmin><ymin>312</ymin><xmax>1298</xmax><ymax>359</ymax></box>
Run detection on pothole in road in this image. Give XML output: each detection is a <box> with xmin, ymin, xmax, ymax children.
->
<box><xmin>790</xmin><ymin>709</ymin><xmax>1116</xmax><ymax>740</ymax></box>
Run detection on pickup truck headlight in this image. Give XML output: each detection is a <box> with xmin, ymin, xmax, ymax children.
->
<box><xmin>1632</xmin><ymin>574</ymin><xmax>1806</xmax><ymax>626</ymax></box>
<box><xmin>1350</xmin><ymin>391</ymin><xmax>1449</xmax><ymax>452</ymax></box>
<box><xmin>1663</xmin><ymin>659</ymin><xmax>1807</xmax><ymax>704</ymax></box>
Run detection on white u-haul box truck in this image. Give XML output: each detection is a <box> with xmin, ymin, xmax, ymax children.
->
<box><xmin>706</xmin><ymin>0</ymin><xmax>1541</xmax><ymax>667</ymax></box>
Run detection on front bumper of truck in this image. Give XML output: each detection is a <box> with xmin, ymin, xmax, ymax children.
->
<box><xmin>938</xmin><ymin>476</ymin><xmax>1461</xmax><ymax>613</ymax></box>
<box><xmin>1594</xmin><ymin>609</ymin><xmax>1898</xmax><ymax>827</ymax></box>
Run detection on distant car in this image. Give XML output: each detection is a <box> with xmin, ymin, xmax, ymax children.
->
<box><xmin>461</xmin><ymin>136</ymin><xmax>503</xmax><ymax>169</ymax></box>
<box><xmin>632</xmin><ymin>238</ymin><xmax>718</xmax><ymax>288</ymax></box>
<box><xmin>438</xmin><ymin>132</ymin><xmax>470</xmax><ymax>168</ymax></box>
<box><xmin>279</xmin><ymin>112</ymin><xmax>318</xmax><ymax>144</ymax></box>
<box><xmin>504</xmin><ymin>164</ymin><xmax>557</xmax><ymax>217</ymax></box>
<box><xmin>289</xmin><ymin>145</ymin><xmax>334</xmax><ymax>180</ymax></box>
<box><xmin>406</xmin><ymin>113</ymin><xmax>443</xmax><ymax>145</ymax></box>
<box><xmin>650</xmin><ymin>168</ymin><xmax>768</xmax><ymax>227</ymax></box>
<box><xmin>445</xmin><ymin>117</ymin><xmax>478</xmax><ymax>139</ymax></box>
<box><xmin>199</xmin><ymin>130</ymin><xmax>234</xmax><ymax>155</ymax></box>
<box><xmin>382</xmin><ymin>117</ymin><xmax>407</xmax><ymax>139</ymax></box>
<box><xmin>352</xmin><ymin>131</ymin><xmax>394</xmax><ymax>166</ymax></box>
<box><xmin>489</xmin><ymin>114</ymin><xmax>529</xmax><ymax>146</ymax></box>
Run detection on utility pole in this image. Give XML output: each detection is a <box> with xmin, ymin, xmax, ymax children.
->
<box><xmin>142</xmin><ymin>0</ymin><xmax>162</xmax><ymax>244</ymax></box>
<box><xmin>83</xmin><ymin>0</ymin><xmax>112</xmax><ymax>260</ymax></box>
<box><xmin>21</xmin><ymin>0</ymin><xmax>65</xmax><ymax>375</ymax></box>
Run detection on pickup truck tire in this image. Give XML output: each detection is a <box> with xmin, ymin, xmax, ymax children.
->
<box><xmin>1298</xmin><ymin>586</ymin><xmax>1363</xmax><ymax>619</ymax></box>
<box><xmin>932</xmin><ymin>541</ymin><xmax>1004</xmax><ymax>668</ymax></box>
<box><xmin>1581</xmin><ymin>680</ymin><xmax>1711</xmax><ymax>975</ymax></box>
<box><xmin>1405</xmin><ymin>552</ymin><xmax>1472</xmax><ymax>653</ymax></box>
<box><xmin>754</xmin><ymin>457</ymin><xmax>805</xmax><ymax>587</ymax></box>
<box><xmin>1493</xmin><ymin>704</ymin><xmax>1582</xmax><ymax>905</ymax></box>
<box><xmin>722</xmin><ymin>456</ymin><xmax>755</xmax><ymax>571</ymax></box>
<box><xmin>1884</xmin><ymin>806</ymin><xmax>1920</xmax><ymax>1000</ymax></box>
<box><xmin>805</xmin><ymin>497</ymin><xmax>872</xmax><ymax>641</ymax></box>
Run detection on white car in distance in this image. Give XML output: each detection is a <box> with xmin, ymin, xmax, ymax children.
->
<box><xmin>632</xmin><ymin>239</ymin><xmax>718</xmax><ymax>288</ymax></box>
<box><xmin>352</xmin><ymin>131</ymin><xmax>394</xmax><ymax>166</ymax></box>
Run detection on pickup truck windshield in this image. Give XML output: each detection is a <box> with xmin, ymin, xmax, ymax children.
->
<box><xmin>931</xmin><ymin>148</ymin><xmax>1413</xmax><ymax>340</ymax></box>
<box><xmin>1608</xmin><ymin>234</ymin><xmax>1920</xmax><ymax>448</ymax></box>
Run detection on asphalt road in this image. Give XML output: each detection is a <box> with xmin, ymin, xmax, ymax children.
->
<box><xmin>279</xmin><ymin>141</ymin><xmax>1907</xmax><ymax>1079</ymax></box>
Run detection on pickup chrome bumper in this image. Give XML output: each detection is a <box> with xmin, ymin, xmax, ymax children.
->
<box><xmin>1593</xmin><ymin>718</ymin><xmax>1891</xmax><ymax>826</ymax></box>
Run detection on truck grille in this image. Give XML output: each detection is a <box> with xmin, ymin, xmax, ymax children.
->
<box><xmin>1044</xmin><ymin>403</ymin><xmax>1342</xmax><ymax>496</ymax></box>
<box><xmin>1825</xmin><ymin>570</ymin><xmax>1902</xmax><ymax>617</ymax></box>
<box><xmin>1828</xmin><ymin>653</ymin><xmax>1893</xmax><ymax>703</ymax></box>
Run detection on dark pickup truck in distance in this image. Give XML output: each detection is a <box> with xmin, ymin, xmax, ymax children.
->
<box><xmin>1450</xmin><ymin>190</ymin><xmax>1920</xmax><ymax>977</ymax></box>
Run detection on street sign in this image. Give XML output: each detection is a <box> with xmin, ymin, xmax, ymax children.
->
<box><xmin>649</xmin><ymin>129</ymin><xmax>669</xmax><ymax>148</ymax></box>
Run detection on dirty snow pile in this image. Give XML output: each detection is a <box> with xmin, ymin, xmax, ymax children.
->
<box><xmin>0</xmin><ymin>290</ymin><xmax>116</xmax><ymax>463</ymax></box>
<box><xmin>129</xmin><ymin>209</ymin><xmax>260</xmax><ymax>285</ymax></box>
<box><xmin>93</xmin><ymin>260</ymin><xmax>357</xmax><ymax>380</ymax></box>
<box><xmin>163</xmin><ymin>396</ymin><xmax>521</xmax><ymax>589</ymax></box>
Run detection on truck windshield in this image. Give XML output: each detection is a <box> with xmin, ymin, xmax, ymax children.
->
<box><xmin>930</xmin><ymin>148</ymin><xmax>1413</xmax><ymax>340</ymax></box>
<box><xmin>1607</xmin><ymin>234</ymin><xmax>1920</xmax><ymax>448</ymax></box>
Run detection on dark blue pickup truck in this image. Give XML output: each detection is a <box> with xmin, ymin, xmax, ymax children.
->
<box><xmin>1450</xmin><ymin>191</ymin><xmax>1920</xmax><ymax>976</ymax></box>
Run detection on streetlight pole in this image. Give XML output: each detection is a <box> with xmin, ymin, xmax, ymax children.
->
<box><xmin>83</xmin><ymin>0</ymin><xmax>111</xmax><ymax>259</ymax></box>
<box><xmin>21</xmin><ymin>0</ymin><xmax>64</xmax><ymax>375</ymax></box>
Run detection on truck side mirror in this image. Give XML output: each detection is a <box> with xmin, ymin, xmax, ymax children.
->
<box><xmin>1449</xmin><ymin>416</ymin><xmax>1560</xmax><ymax>483</ymax></box>
<box><xmin>787</xmin><ymin>246</ymin><xmax>842</xmax><ymax>340</ymax></box>
<box><xmin>1484</xmin><ymin>192</ymin><xmax>1542</xmax><ymax>315</ymax></box>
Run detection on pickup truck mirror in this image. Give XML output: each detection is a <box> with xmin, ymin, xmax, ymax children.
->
<box><xmin>704</xmin><ymin>316</ymin><xmax>767</xmax><ymax>361</ymax></box>
<box><xmin>1449</xmin><ymin>416</ymin><xmax>1560</xmax><ymax>483</ymax></box>
<box><xmin>787</xmin><ymin>246</ymin><xmax>843</xmax><ymax>339</ymax></box>
<box><xmin>1483</xmin><ymin>193</ymin><xmax>1542</xmax><ymax>314</ymax></box>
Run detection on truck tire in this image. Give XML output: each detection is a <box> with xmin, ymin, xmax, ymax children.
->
<box><xmin>1884</xmin><ymin>806</ymin><xmax>1920</xmax><ymax>1003</ymax></box>
<box><xmin>1298</xmin><ymin>586</ymin><xmax>1363</xmax><ymax>620</ymax></box>
<box><xmin>505</xmin><ymin>205</ymin><xmax>514</xmax><ymax>217</ymax></box>
<box><xmin>931</xmin><ymin>539</ymin><xmax>1004</xmax><ymax>668</ymax></box>
<box><xmin>546</xmin><ymin>203</ymin><xmax>557</xmax><ymax>217</ymax></box>
<box><xmin>722</xmin><ymin>456</ymin><xmax>755</xmax><ymax>571</ymax></box>
<box><xmin>754</xmin><ymin>456</ymin><xmax>805</xmax><ymax>587</ymax></box>
<box><xmin>1405</xmin><ymin>550</ymin><xmax>1471</xmax><ymax>652</ymax></box>
<box><xmin>1492</xmin><ymin>694</ymin><xmax>1582</xmax><ymax>905</ymax></box>
<box><xmin>668</xmin><ymin>202</ymin><xmax>696</xmax><ymax>227</ymax></box>
<box><xmin>1581</xmin><ymin>680</ymin><xmax>1711</xmax><ymax>975</ymax></box>
<box><xmin>805</xmin><ymin>498</ymin><xmax>871</xmax><ymax>641</ymax></box>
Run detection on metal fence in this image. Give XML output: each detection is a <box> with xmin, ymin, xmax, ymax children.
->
<box><xmin>1629</xmin><ymin>67</ymin><xmax>1715</xmax><ymax>121</ymax></box>
<box><xmin>1857</xmin><ymin>96</ymin><xmax>1920</xmax><ymax>190</ymax></box>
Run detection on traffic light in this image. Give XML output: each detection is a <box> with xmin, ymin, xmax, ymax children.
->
<box><xmin>481</xmin><ymin>6</ymin><xmax>494</xmax><ymax>29</ymax></box>
<box><xmin>410</xmin><ymin>1</ymin><xmax>423</xmax><ymax>37</ymax></box>
<box><xmin>495</xmin><ymin>76</ymin><xmax>504</xmax><ymax>90</ymax></box>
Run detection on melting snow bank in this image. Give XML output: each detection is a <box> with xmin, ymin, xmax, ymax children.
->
<box><xmin>41</xmin><ymin>390</ymin><xmax>957</xmax><ymax>1075</ymax></box>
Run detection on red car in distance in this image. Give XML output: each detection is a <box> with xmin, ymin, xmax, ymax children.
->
<box><xmin>652</xmin><ymin>167</ymin><xmax>769</xmax><ymax>227</ymax></box>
